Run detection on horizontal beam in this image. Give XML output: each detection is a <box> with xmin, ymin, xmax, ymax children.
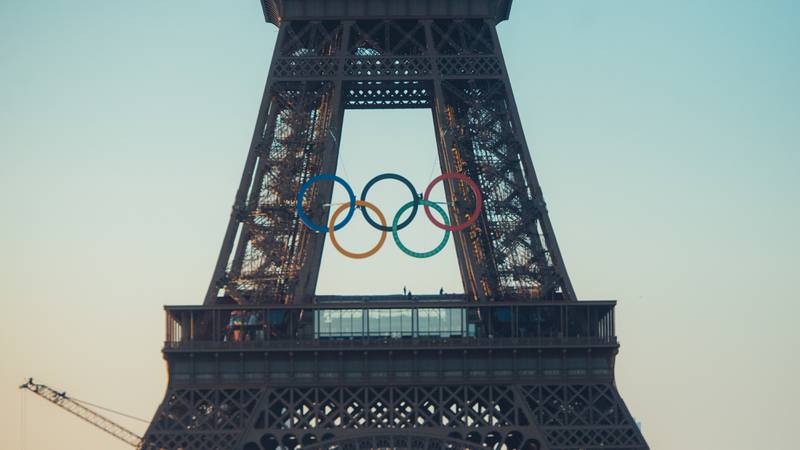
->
<box><xmin>164</xmin><ymin>335</ymin><xmax>619</xmax><ymax>352</ymax></box>
<box><xmin>260</xmin><ymin>0</ymin><xmax>514</xmax><ymax>26</ymax></box>
<box><xmin>165</xmin><ymin>299</ymin><xmax>617</xmax><ymax>310</ymax></box>
<box><xmin>270</xmin><ymin>56</ymin><xmax>505</xmax><ymax>82</ymax></box>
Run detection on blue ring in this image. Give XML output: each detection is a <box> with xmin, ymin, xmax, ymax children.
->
<box><xmin>359</xmin><ymin>173</ymin><xmax>419</xmax><ymax>232</ymax></box>
<box><xmin>296</xmin><ymin>174</ymin><xmax>356</xmax><ymax>233</ymax></box>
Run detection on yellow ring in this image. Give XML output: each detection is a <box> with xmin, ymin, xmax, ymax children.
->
<box><xmin>328</xmin><ymin>200</ymin><xmax>387</xmax><ymax>259</ymax></box>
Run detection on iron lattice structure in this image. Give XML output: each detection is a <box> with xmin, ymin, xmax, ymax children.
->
<box><xmin>203</xmin><ymin>0</ymin><xmax>574</xmax><ymax>306</ymax></box>
<box><xmin>143</xmin><ymin>1</ymin><xmax>648</xmax><ymax>449</ymax></box>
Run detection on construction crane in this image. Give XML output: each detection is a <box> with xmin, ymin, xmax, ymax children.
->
<box><xmin>19</xmin><ymin>378</ymin><xmax>144</xmax><ymax>448</ymax></box>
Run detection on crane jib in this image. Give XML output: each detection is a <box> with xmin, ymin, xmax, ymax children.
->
<box><xmin>19</xmin><ymin>378</ymin><xmax>144</xmax><ymax>448</ymax></box>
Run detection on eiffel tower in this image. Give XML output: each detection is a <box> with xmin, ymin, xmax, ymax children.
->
<box><xmin>143</xmin><ymin>1</ymin><xmax>649</xmax><ymax>449</ymax></box>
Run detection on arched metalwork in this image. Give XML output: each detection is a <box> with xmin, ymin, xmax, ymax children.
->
<box><xmin>242</xmin><ymin>431</ymin><xmax>541</xmax><ymax>450</ymax></box>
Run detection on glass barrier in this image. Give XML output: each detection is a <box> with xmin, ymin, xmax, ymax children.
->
<box><xmin>165</xmin><ymin>302</ymin><xmax>615</xmax><ymax>345</ymax></box>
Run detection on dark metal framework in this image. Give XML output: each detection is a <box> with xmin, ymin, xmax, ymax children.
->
<box><xmin>143</xmin><ymin>1</ymin><xmax>648</xmax><ymax>449</ymax></box>
<box><xmin>204</xmin><ymin>1</ymin><xmax>573</xmax><ymax>306</ymax></box>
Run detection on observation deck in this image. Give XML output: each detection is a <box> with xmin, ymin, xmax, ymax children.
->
<box><xmin>260</xmin><ymin>0</ymin><xmax>513</xmax><ymax>26</ymax></box>
<box><xmin>162</xmin><ymin>297</ymin><xmax>619</xmax><ymax>387</ymax></box>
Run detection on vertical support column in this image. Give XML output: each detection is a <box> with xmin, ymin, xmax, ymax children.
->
<box><xmin>426</xmin><ymin>18</ymin><xmax>577</xmax><ymax>301</ymax></box>
<box><xmin>292</xmin><ymin>21</ymin><xmax>353</xmax><ymax>303</ymax></box>
<box><xmin>204</xmin><ymin>21</ymin><xmax>350</xmax><ymax>305</ymax></box>
<box><xmin>228</xmin><ymin>101</ymin><xmax>282</xmax><ymax>280</ymax></box>
<box><xmin>486</xmin><ymin>20</ymin><xmax>577</xmax><ymax>301</ymax></box>
<box><xmin>424</xmin><ymin>20</ymin><xmax>490</xmax><ymax>303</ymax></box>
<box><xmin>204</xmin><ymin>26</ymin><xmax>289</xmax><ymax>305</ymax></box>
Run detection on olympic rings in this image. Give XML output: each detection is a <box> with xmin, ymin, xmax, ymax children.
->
<box><xmin>295</xmin><ymin>172</ymin><xmax>483</xmax><ymax>259</ymax></box>
<box><xmin>360</xmin><ymin>173</ymin><xmax>419</xmax><ymax>232</ymax></box>
<box><xmin>423</xmin><ymin>173</ymin><xmax>483</xmax><ymax>232</ymax></box>
<box><xmin>392</xmin><ymin>199</ymin><xmax>450</xmax><ymax>258</ymax></box>
<box><xmin>297</xmin><ymin>174</ymin><xmax>356</xmax><ymax>233</ymax></box>
<box><xmin>328</xmin><ymin>200</ymin><xmax>387</xmax><ymax>259</ymax></box>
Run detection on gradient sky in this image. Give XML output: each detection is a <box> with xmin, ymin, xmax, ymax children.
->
<box><xmin>1</xmin><ymin>1</ymin><xmax>798</xmax><ymax>449</ymax></box>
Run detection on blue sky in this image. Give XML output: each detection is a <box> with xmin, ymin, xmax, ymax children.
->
<box><xmin>1</xmin><ymin>1</ymin><xmax>798</xmax><ymax>449</ymax></box>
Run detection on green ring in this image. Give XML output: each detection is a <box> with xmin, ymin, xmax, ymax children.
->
<box><xmin>392</xmin><ymin>199</ymin><xmax>451</xmax><ymax>258</ymax></box>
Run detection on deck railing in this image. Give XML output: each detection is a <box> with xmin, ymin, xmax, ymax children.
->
<box><xmin>165</xmin><ymin>300</ymin><xmax>617</xmax><ymax>348</ymax></box>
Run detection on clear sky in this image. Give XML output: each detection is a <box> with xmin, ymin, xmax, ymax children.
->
<box><xmin>1</xmin><ymin>1</ymin><xmax>798</xmax><ymax>449</ymax></box>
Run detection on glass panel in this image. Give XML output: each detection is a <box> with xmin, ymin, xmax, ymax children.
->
<box><xmin>418</xmin><ymin>308</ymin><xmax>439</xmax><ymax>336</ymax></box>
<box><xmin>397</xmin><ymin>309</ymin><xmax>413</xmax><ymax>337</ymax></box>
<box><xmin>540</xmin><ymin>306</ymin><xmax>561</xmax><ymax>338</ymax></box>
<box><xmin>317</xmin><ymin>309</ymin><xmax>363</xmax><ymax>338</ymax></box>
<box><xmin>417</xmin><ymin>308</ymin><xmax>464</xmax><ymax>337</ymax></box>
<box><xmin>314</xmin><ymin>307</ymin><xmax>468</xmax><ymax>339</ymax></box>
<box><xmin>267</xmin><ymin>309</ymin><xmax>290</xmax><ymax>339</ymax></box>
<box><xmin>450</xmin><ymin>308</ymin><xmax>464</xmax><ymax>337</ymax></box>
<box><xmin>490</xmin><ymin>307</ymin><xmax>513</xmax><ymax>337</ymax></box>
<box><xmin>367</xmin><ymin>309</ymin><xmax>414</xmax><ymax>337</ymax></box>
<box><xmin>566</xmin><ymin>306</ymin><xmax>589</xmax><ymax>338</ymax></box>
<box><xmin>368</xmin><ymin>309</ymin><xmax>384</xmax><ymax>337</ymax></box>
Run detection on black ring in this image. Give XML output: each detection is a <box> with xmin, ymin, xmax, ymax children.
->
<box><xmin>359</xmin><ymin>173</ymin><xmax>419</xmax><ymax>232</ymax></box>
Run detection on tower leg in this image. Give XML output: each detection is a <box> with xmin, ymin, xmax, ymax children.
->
<box><xmin>206</xmin><ymin>21</ymin><xmax>351</xmax><ymax>305</ymax></box>
<box><xmin>426</xmin><ymin>19</ymin><xmax>575</xmax><ymax>302</ymax></box>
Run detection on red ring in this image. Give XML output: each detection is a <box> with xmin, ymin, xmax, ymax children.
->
<box><xmin>423</xmin><ymin>173</ymin><xmax>483</xmax><ymax>232</ymax></box>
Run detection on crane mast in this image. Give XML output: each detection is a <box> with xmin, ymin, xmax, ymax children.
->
<box><xmin>19</xmin><ymin>378</ymin><xmax>143</xmax><ymax>448</ymax></box>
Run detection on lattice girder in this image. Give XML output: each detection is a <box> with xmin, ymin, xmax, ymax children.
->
<box><xmin>143</xmin><ymin>382</ymin><xmax>645</xmax><ymax>450</ymax></box>
<box><xmin>205</xmin><ymin>16</ymin><xmax>577</xmax><ymax>303</ymax></box>
<box><xmin>174</xmin><ymin>7</ymin><xmax>650</xmax><ymax>450</ymax></box>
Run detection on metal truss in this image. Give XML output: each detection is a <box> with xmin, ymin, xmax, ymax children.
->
<box><xmin>204</xmin><ymin>16</ymin><xmax>575</xmax><ymax>305</ymax></box>
<box><xmin>143</xmin><ymin>382</ymin><xmax>645</xmax><ymax>450</ymax></box>
<box><xmin>145</xmin><ymin>4</ymin><xmax>650</xmax><ymax>450</ymax></box>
